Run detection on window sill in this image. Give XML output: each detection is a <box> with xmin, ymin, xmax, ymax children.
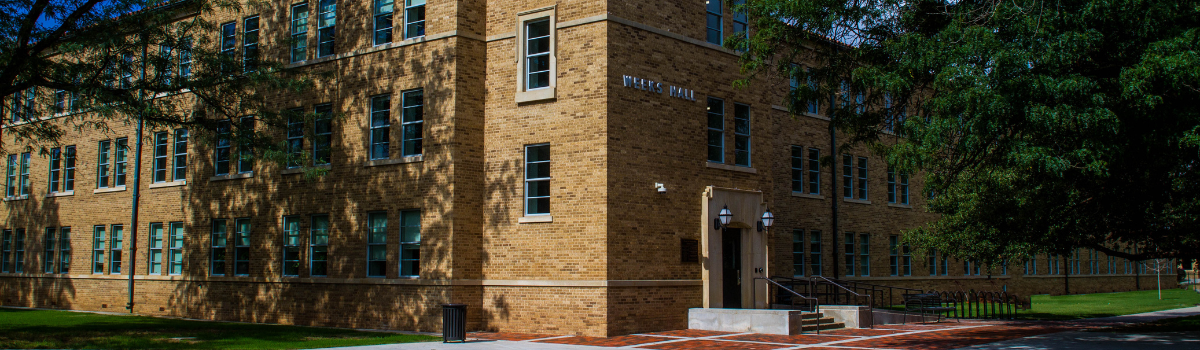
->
<box><xmin>518</xmin><ymin>215</ymin><xmax>553</xmax><ymax>224</ymax></box>
<box><xmin>363</xmin><ymin>155</ymin><xmax>423</xmax><ymax>167</ymax></box>
<box><xmin>46</xmin><ymin>191</ymin><xmax>74</xmax><ymax>198</ymax></box>
<box><xmin>148</xmin><ymin>180</ymin><xmax>186</xmax><ymax>189</ymax></box>
<box><xmin>791</xmin><ymin>192</ymin><xmax>823</xmax><ymax>200</ymax></box>
<box><xmin>281</xmin><ymin>165</ymin><xmax>331</xmax><ymax>175</ymax></box>
<box><xmin>705</xmin><ymin>161</ymin><xmax>757</xmax><ymax>174</ymax></box>
<box><xmin>210</xmin><ymin>173</ymin><xmax>253</xmax><ymax>182</ymax></box>
<box><xmin>3</xmin><ymin>195</ymin><xmax>30</xmax><ymax>201</ymax></box>
<box><xmin>516</xmin><ymin>87</ymin><xmax>556</xmax><ymax>104</ymax></box>
<box><xmin>887</xmin><ymin>203</ymin><xmax>912</xmax><ymax>209</ymax></box>
<box><xmin>93</xmin><ymin>186</ymin><xmax>127</xmax><ymax>194</ymax></box>
<box><xmin>842</xmin><ymin>198</ymin><xmax>871</xmax><ymax>205</ymax></box>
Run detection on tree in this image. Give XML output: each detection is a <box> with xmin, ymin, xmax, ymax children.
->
<box><xmin>0</xmin><ymin>0</ymin><xmax>321</xmax><ymax>171</ymax></box>
<box><xmin>732</xmin><ymin>0</ymin><xmax>1200</xmax><ymax>263</ymax></box>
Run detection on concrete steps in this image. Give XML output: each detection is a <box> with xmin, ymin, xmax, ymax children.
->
<box><xmin>800</xmin><ymin>313</ymin><xmax>845</xmax><ymax>331</ymax></box>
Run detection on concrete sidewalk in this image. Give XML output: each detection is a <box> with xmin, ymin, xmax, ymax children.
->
<box><xmin>957</xmin><ymin>306</ymin><xmax>1200</xmax><ymax>350</ymax></box>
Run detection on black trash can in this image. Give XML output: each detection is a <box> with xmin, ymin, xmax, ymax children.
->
<box><xmin>441</xmin><ymin>304</ymin><xmax>467</xmax><ymax>343</ymax></box>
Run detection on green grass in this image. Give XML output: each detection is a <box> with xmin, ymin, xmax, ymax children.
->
<box><xmin>0</xmin><ymin>307</ymin><xmax>440</xmax><ymax>349</ymax></box>
<box><xmin>1099</xmin><ymin>314</ymin><xmax>1200</xmax><ymax>333</ymax></box>
<box><xmin>1014</xmin><ymin>289</ymin><xmax>1200</xmax><ymax>320</ymax></box>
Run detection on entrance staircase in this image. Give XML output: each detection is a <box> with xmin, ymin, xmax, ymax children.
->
<box><xmin>800</xmin><ymin>311</ymin><xmax>845</xmax><ymax>332</ymax></box>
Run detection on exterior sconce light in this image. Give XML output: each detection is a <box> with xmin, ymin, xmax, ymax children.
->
<box><xmin>714</xmin><ymin>205</ymin><xmax>733</xmax><ymax>230</ymax></box>
<box><xmin>758</xmin><ymin>209</ymin><xmax>774</xmax><ymax>232</ymax></box>
<box><xmin>655</xmin><ymin>183</ymin><xmax>666</xmax><ymax>194</ymax></box>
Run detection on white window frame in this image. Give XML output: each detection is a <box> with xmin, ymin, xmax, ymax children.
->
<box><xmin>18</xmin><ymin>152</ymin><xmax>30</xmax><ymax>196</ymax></box>
<box><xmin>97</xmin><ymin>140</ymin><xmax>111</xmax><ymax>188</ymax></box>
<box><xmin>705</xmin><ymin>0</ymin><xmax>723</xmax><ymax>45</ymax></box>
<box><xmin>242</xmin><ymin>16</ymin><xmax>260</xmax><ymax>72</ymax></box>
<box><xmin>113</xmin><ymin>138</ymin><xmax>127</xmax><ymax>187</ymax></box>
<box><xmin>792</xmin><ymin>229</ymin><xmax>804</xmax><ymax>276</ymax></box>
<box><xmin>316</xmin><ymin>0</ymin><xmax>337</xmax><ymax>58</ymax></box>
<box><xmin>168</xmin><ymin>222</ymin><xmax>184</xmax><ymax>275</ymax></box>
<box><xmin>367</xmin><ymin>212</ymin><xmax>388</xmax><ymax>277</ymax></box>
<box><xmin>313</xmin><ymin>104</ymin><xmax>333</xmax><ymax>166</ymax></box>
<box><xmin>153</xmin><ymin>131</ymin><xmax>169</xmax><ymax>182</ymax></box>
<box><xmin>401</xmin><ymin>89</ymin><xmax>424</xmax><ymax>157</ymax></box>
<box><xmin>234</xmin><ymin>218</ymin><xmax>250</xmax><ymax>276</ymax></box>
<box><xmin>373</xmin><ymin>0</ymin><xmax>394</xmax><ymax>45</ymax></box>
<box><xmin>309</xmin><ymin>215</ymin><xmax>330</xmax><ymax>277</ymax></box>
<box><xmin>514</xmin><ymin>9</ymin><xmax>556</xmax><ymax>103</ymax></box>
<box><xmin>290</xmin><ymin>3</ymin><xmax>309</xmax><ymax>62</ymax></box>
<box><xmin>92</xmin><ymin>226</ymin><xmax>105</xmax><ymax>274</ymax></box>
<box><xmin>58</xmin><ymin>227</ymin><xmax>70</xmax><ymax>274</ymax></box>
<box><xmin>399</xmin><ymin>210</ymin><xmax>421</xmax><ymax>278</ymax></box>
<box><xmin>286</xmin><ymin>109</ymin><xmax>304</xmax><ymax>169</ymax></box>
<box><xmin>369</xmin><ymin>94</ymin><xmax>391</xmax><ymax>160</ymax></box>
<box><xmin>790</xmin><ymin>146</ymin><xmax>803</xmax><ymax>193</ymax></box>
<box><xmin>844</xmin><ymin>232</ymin><xmax>854</xmax><ymax>277</ymax></box>
<box><xmin>808</xmin><ymin>231</ymin><xmax>822</xmax><ymax>276</ymax></box>
<box><xmin>403</xmin><ymin>0</ymin><xmax>426</xmax><ymax>39</ymax></box>
<box><xmin>858</xmin><ymin>233</ymin><xmax>870</xmax><ymax>276</ymax></box>
<box><xmin>524</xmin><ymin>144</ymin><xmax>551</xmax><ymax>216</ymax></box>
<box><xmin>108</xmin><ymin>225</ymin><xmax>121</xmax><ymax>274</ymax></box>
<box><xmin>149</xmin><ymin>223</ymin><xmax>163</xmax><ymax>274</ymax></box>
<box><xmin>173</xmin><ymin>129</ymin><xmax>188</xmax><ymax>181</ymax></box>
<box><xmin>707</xmin><ymin>97</ymin><xmax>724</xmax><ymax>163</ymax></box>
<box><xmin>210</xmin><ymin>219</ymin><xmax>226</xmax><ymax>276</ymax></box>
<box><xmin>282</xmin><ymin>216</ymin><xmax>302</xmax><ymax>277</ymax></box>
<box><xmin>13</xmin><ymin>229</ymin><xmax>24</xmax><ymax>273</ymax></box>
<box><xmin>856</xmin><ymin>156</ymin><xmax>868</xmax><ymax>200</ymax></box>
<box><xmin>44</xmin><ymin>227</ymin><xmax>55</xmax><ymax>273</ymax></box>
<box><xmin>733</xmin><ymin>103</ymin><xmax>751</xmax><ymax>167</ymax></box>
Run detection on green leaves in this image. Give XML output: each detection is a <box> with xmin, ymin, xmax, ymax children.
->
<box><xmin>737</xmin><ymin>0</ymin><xmax>1200</xmax><ymax>263</ymax></box>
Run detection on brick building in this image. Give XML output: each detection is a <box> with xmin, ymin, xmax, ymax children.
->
<box><xmin>0</xmin><ymin>0</ymin><xmax>1176</xmax><ymax>337</ymax></box>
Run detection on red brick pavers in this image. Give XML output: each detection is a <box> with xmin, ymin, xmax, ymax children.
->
<box><xmin>535</xmin><ymin>335</ymin><xmax>673</xmax><ymax>347</ymax></box>
<box><xmin>639</xmin><ymin>329</ymin><xmax>739</xmax><ymax>338</ymax></box>
<box><xmin>821</xmin><ymin>328</ymin><xmax>910</xmax><ymax>336</ymax></box>
<box><xmin>835</xmin><ymin>324</ymin><xmax>1074</xmax><ymax>350</ymax></box>
<box><xmin>465</xmin><ymin>332</ymin><xmax>554</xmax><ymax>341</ymax></box>
<box><xmin>633</xmin><ymin>339</ymin><xmax>794</xmax><ymax>350</ymax></box>
<box><xmin>718</xmin><ymin>333</ymin><xmax>858</xmax><ymax>344</ymax></box>
<box><xmin>875</xmin><ymin>323</ymin><xmax>966</xmax><ymax>331</ymax></box>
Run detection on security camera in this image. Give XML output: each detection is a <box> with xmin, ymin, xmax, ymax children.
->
<box><xmin>655</xmin><ymin>183</ymin><xmax>667</xmax><ymax>194</ymax></box>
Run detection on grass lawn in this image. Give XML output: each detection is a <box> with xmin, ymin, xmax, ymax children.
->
<box><xmin>1015</xmin><ymin>289</ymin><xmax>1200</xmax><ymax>320</ymax></box>
<box><xmin>0</xmin><ymin>307</ymin><xmax>440</xmax><ymax>349</ymax></box>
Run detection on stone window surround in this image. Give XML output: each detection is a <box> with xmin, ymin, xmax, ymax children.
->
<box><xmin>515</xmin><ymin>7</ymin><xmax>557</xmax><ymax>103</ymax></box>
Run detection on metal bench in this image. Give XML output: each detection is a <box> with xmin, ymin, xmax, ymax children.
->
<box><xmin>902</xmin><ymin>293</ymin><xmax>957</xmax><ymax>324</ymax></box>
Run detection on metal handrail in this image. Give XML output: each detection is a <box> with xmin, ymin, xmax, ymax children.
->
<box><xmin>773</xmin><ymin>275</ymin><xmax>923</xmax><ymax>308</ymax></box>
<box><xmin>754</xmin><ymin>277</ymin><xmax>823</xmax><ymax>334</ymax></box>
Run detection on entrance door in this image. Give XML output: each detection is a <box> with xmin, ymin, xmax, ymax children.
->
<box><xmin>722</xmin><ymin>228</ymin><xmax>742</xmax><ymax>308</ymax></box>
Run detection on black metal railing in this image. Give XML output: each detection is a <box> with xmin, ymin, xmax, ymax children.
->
<box><xmin>928</xmin><ymin>290</ymin><xmax>1028</xmax><ymax>319</ymax></box>
<box><xmin>754</xmin><ymin>277</ymin><xmax>824</xmax><ymax>334</ymax></box>
<box><xmin>770</xmin><ymin>276</ymin><xmax>922</xmax><ymax>308</ymax></box>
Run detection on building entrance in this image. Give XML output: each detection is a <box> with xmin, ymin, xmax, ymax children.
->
<box><xmin>722</xmin><ymin>228</ymin><xmax>743</xmax><ymax>308</ymax></box>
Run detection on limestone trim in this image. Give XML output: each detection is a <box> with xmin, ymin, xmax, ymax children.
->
<box><xmin>886</xmin><ymin>203</ymin><xmax>912</xmax><ymax>209</ymax></box>
<box><xmin>281</xmin><ymin>165</ymin><xmax>331</xmax><ymax>174</ymax></box>
<box><xmin>517</xmin><ymin>215</ymin><xmax>553</xmax><ymax>224</ymax></box>
<box><xmin>791</xmin><ymin>192</ymin><xmax>823</xmax><ymax>200</ymax></box>
<box><xmin>514</xmin><ymin>7</ymin><xmax>558</xmax><ymax>103</ymax></box>
<box><xmin>843</xmin><ymin>198</ymin><xmax>872</xmax><ymax>205</ymax></box>
<box><xmin>285</xmin><ymin>30</ymin><xmax>476</xmax><ymax>69</ymax></box>
<box><xmin>3</xmin><ymin>194</ymin><xmax>30</xmax><ymax>201</ymax></box>
<box><xmin>92</xmin><ymin>186</ymin><xmax>126</xmax><ymax>194</ymax></box>
<box><xmin>209</xmin><ymin>173</ymin><xmax>253</xmax><ymax>182</ymax></box>
<box><xmin>45</xmin><ymin>191</ymin><xmax>74</xmax><ymax>198</ymax></box>
<box><xmin>363</xmin><ymin>155</ymin><xmax>423</xmax><ymax>167</ymax></box>
<box><xmin>9</xmin><ymin>274</ymin><xmax>702</xmax><ymax>287</ymax></box>
<box><xmin>706</xmin><ymin>161</ymin><xmax>757</xmax><ymax>174</ymax></box>
<box><xmin>148</xmin><ymin>180</ymin><xmax>186</xmax><ymax>189</ymax></box>
<box><xmin>772</xmin><ymin>105</ymin><xmax>831</xmax><ymax>122</ymax></box>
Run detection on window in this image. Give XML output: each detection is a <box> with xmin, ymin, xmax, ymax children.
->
<box><xmin>524</xmin><ymin>144</ymin><xmax>551</xmax><ymax>216</ymax></box>
<box><xmin>168</xmin><ymin>222</ymin><xmax>184</xmax><ymax>275</ymax></box>
<box><xmin>220</xmin><ymin>22</ymin><xmax>237</xmax><ymax>72</ymax></box>
<box><xmin>238</xmin><ymin>117</ymin><xmax>255</xmax><ymax>173</ymax></box>
<box><xmin>120</xmin><ymin>54</ymin><xmax>134</xmax><ymax>88</ymax></box>
<box><xmin>314</xmin><ymin>104</ymin><xmax>333</xmax><ymax>165</ymax></box>
<box><xmin>242</xmin><ymin>16</ymin><xmax>259</xmax><ymax>72</ymax></box>
<box><xmin>5</xmin><ymin>154</ymin><xmax>15</xmax><ymax>197</ymax></box>
<box><xmin>234</xmin><ymin>218</ymin><xmax>250</xmax><ymax>276</ymax></box>
<box><xmin>58</xmin><ymin>227</ymin><xmax>70</xmax><ymax>274</ymax></box>
<box><xmin>54</xmin><ymin>89</ymin><xmax>66</xmax><ymax>114</ymax></box>
<box><xmin>844</xmin><ymin>232</ymin><xmax>854</xmax><ymax>276</ymax></box>
<box><xmin>61</xmin><ymin>146</ymin><xmax>75</xmax><ymax>191</ymax></box>
<box><xmin>173</xmin><ymin>129</ymin><xmax>188</xmax><ymax>180</ymax></box>
<box><xmin>888</xmin><ymin>169</ymin><xmax>909</xmax><ymax>205</ymax></box>
<box><xmin>731</xmin><ymin>0</ymin><xmax>747</xmax><ymax>41</ymax></box>
<box><xmin>901</xmin><ymin>242</ymin><xmax>911</xmax><ymax>276</ymax></box>
<box><xmin>733</xmin><ymin>103</ymin><xmax>750</xmax><ymax>167</ymax></box>
<box><xmin>792</xmin><ymin>229</ymin><xmax>804</xmax><ymax>276</ymax></box>
<box><xmin>114</xmin><ymin>138</ymin><xmax>128</xmax><ymax>186</ymax></box>
<box><xmin>707</xmin><ymin>98</ymin><xmax>724</xmax><ymax>162</ymax></box>
<box><xmin>97</xmin><ymin>140</ymin><xmax>111</xmax><ymax>188</ymax></box>
<box><xmin>401</xmin><ymin>89</ymin><xmax>424</xmax><ymax>157</ymax></box>
<box><xmin>964</xmin><ymin>260</ymin><xmax>981</xmax><ymax>275</ymax></box>
<box><xmin>290</xmin><ymin>3</ymin><xmax>309</xmax><ymax>62</ymax></box>
<box><xmin>369</xmin><ymin>94</ymin><xmax>391</xmax><ymax>160</ymax></box>
<box><xmin>1070</xmin><ymin>249</ymin><xmax>1079</xmax><ymax>275</ymax></box>
<box><xmin>1089</xmin><ymin>249</ymin><xmax>1098</xmax><ymax>274</ymax></box>
<box><xmin>889</xmin><ymin>235</ymin><xmax>898</xmax><ymax>276</ymax></box>
<box><xmin>524</xmin><ymin>19</ymin><xmax>551</xmax><ymax>90</ymax></box>
<box><xmin>809</xmin><ymin>231</ymin><xmax>822</xmax><ymax>276</ymax></box>
<box><xmin>373</xmin><ymin>0</ymin><xmax>394</xmax><ymax>45</ymax></box>
<box><xmin>9</xmin><ymin>88</ymin><xmax>34</xmax><ymax>122</ymax></box>
<box><xmin>178</xmin><ymin>38</ymin><xmax>193</xmax><ymax>80</ymax></box>
<box><xmin>108</xmin><ymin>226</ymin><xmax>122</xmax><ymax>274</ymax></box>
<box><xmin>159</xmin><ymin>45</ymin><xmax>173</xmax><ymax>86</ymax></box>
<box><xmin>858</xmin><ymin>233</ymin><xmax>870</xmax><ymax>276</ymax></box>
<box><xmin>286</xmin><ymin>110</ymin><xmax>304</xmax><ymax>168</ymax></box>
<box><xmin>807</xmin><ymin>149</ymin><xmax>820</xmax><ymax>194</ymax></box>
<box><xmin>705</xmin><ymin>0</ymin><xmax>722</xmax><ymax>45</ymax></box>
<box><xmin>149</xmin><ymin>223</ymin><xmax>163</xmax><ymax>274</ymax></box>
<box><xmin>1049</xmin><ymin>254</ymin><xmax>1060</xmax><ymax>275</ymax></box>
<box><xmin>399</xmin><ymin>210</ymin><xmax>421</xmax><ymax>277</ymax></box>
<box><xmin>18</xmin><ymin>153</ymin><xmax>28</xmax><ymax>196</ymax></box>
<box><xmin>930</xmin><ymin>249</ymin><xmax>940</xmax><ymax>276</ymax></box>
<box><xmin>1024</xmin><ymin>255</ymin><xmax>1036</xmax><ymax>275</ymax></box>
<box><xmin>92</xmin><ymin>226</ymin><xmax>106</xmax><ymax>274</ymax></box>
<box><xmin>10</xmin><ymin>229</ymin><xmax>23</xmax><ymax>272</ymax></box>
<box><xmin>44</xmin><ymin>228</ymin><xmax>55</xmax><ymax>273</ymax></box>
<box><xmin>210</xmin><ymin>219</ymin><xmax>227</xmax><ymax>276</ymax></box>
<box><xmin>790</xmin><ymin>146</ymin><xmax>804</xmax><ymax>192</ymax></box>
<box><xmin>282</xmin><ymin>216</ymin><xmax>302</xmax><ymax>277</ymax></box>
<box><xmin>153</xmin><ymin>132</ymin><xmax>169</xmax><ymax>182</ymax></box>
<box><xmin>0</xmin><ymin>230</ymin><xmax>9</xmax><ymax>272</ymax></box>
<box><xmin>215</xmin><ymin>121</ymin><xmax>231</xmax><ymax>175</ymax></box>
<box><xmin>367</xmin><ymin>212</ymin><xmax>387</xmax><ymax>277</ymax></box>
<box><xmin>317</xmin><ymin>0</ymin><xmax>336</xmax><ymax>57</ymax></box>
<box><xmin>403</xmin><ymin>0</ymin><xmax>426</xmax><ymax>39</ymax></box>
<box><xmin>842</xmin><ymin>154</ymin><xmax>852</xmax><ymax>198</ymax></box>
<box><xmin>310</xmin><ymin>215</ymin><xmax>330</xmax><ymax>277</ymax></box>
<box><xmin>856</xmin><ymin>157</ymin><xmax>868</xmax><ymax>200</ymax></box>
<box><xmin>1108</xmin><ymin>253</ymin><xmax>1116</xmax><ymax>274</ymax></box>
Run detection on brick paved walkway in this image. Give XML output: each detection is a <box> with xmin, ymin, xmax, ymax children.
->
<box><xmin>464</xmin><ymin>321</ymin><xmax>1094</xmax><ymax>350</ymax></box>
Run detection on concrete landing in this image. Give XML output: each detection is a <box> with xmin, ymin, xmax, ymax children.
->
<box><xmin>687</xmin><ymin>308</ymin><xmax>845</xmax><ymax>335</ymax></box>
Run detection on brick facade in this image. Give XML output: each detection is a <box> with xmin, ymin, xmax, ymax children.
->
<box><xmin>0</xmin><ymin>0</ymin><xmax>1177</xmax><ymax>338</ymax></box>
